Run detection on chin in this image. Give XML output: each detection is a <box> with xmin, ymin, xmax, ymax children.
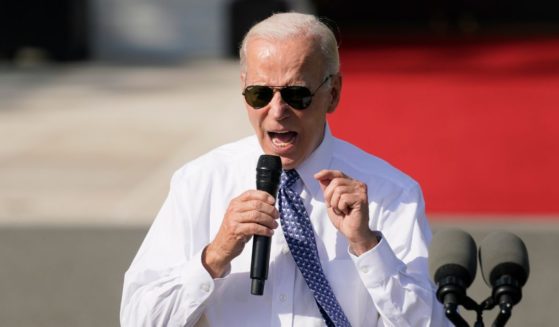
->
<box><xmin>279</xmin><ymin>156</ymin><xmax>299</xmax><ymax>170</ymax></box>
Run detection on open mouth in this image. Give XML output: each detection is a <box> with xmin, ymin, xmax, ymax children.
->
<box><xmin>268</xmin><ymin>131</ymin><xmax>297</xmax><ymax>148</ymax></box>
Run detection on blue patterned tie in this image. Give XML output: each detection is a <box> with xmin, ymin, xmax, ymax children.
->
<box><xmin>278</xmin><ymin>170</ymin><xmax>351</xmax><ymax>327</ymax></box>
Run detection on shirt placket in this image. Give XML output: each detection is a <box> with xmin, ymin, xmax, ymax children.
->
<box><xmin>270</xmin><ymin>229</ymin><xmax>296</xmax><ymax>327</ymax></box>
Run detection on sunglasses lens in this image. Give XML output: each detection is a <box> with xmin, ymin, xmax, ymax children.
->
<box><xmin>243</xmin><ymin>85</ymin><xmax>313</xmax><ymax>110</ymax></box>
<box><xmin>243</xmin><ymin>86</ymin><xmax>273</xmax><ymax>109</ymax></box>
<box><xmin>281</xmin><ymin>86</ymin><xmax>312</xmax><ymax>109</ymax></box>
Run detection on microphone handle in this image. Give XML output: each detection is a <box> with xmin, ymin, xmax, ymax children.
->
<box><xmin>251</xmin><ymin>235</ymin><xmax>271</xmax><ymax>295</ymax></box>
<box><xmin>250</xmin><ymin>171</ymin><xmax>280</xmax><ymax>295</ymax></box>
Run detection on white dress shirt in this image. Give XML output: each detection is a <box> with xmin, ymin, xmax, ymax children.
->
<box><xmin>120</xmin><ymin>125</ymin><xmax>448</xmax><ymax>327</ymax></box>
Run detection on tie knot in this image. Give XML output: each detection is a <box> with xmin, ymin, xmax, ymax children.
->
<box><xmin>281</xmin><ymin>170</ymin><xmax>300</xmax><ymax>189</ymax></box>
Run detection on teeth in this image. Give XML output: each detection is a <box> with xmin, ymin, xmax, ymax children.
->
<box><xmin>272</xmin><ymin>139</ymin><xmax>291</xmax><ymax>147</ymax></box>
<box><xmin>270</xmin><ymin>131</ymin><xmax>295</xmax><ymax>147</ymax></box>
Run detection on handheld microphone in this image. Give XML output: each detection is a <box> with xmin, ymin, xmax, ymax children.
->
<box><xmin>479</xmin><ymin>231</ymin><xmax>529</xmax><ymax>309</ymax></box>
<box><xmin>250</xmin><ymin>155</ymin><xmax>282</xmax><ymax>295</ymax></box>
<box><xmin>429</xmin><ymin>229</ymin><xmax>477</xmax><ymax>326</ymax></box>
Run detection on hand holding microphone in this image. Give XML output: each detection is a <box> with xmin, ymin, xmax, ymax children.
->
<box><xmin>251</xmin><ymin>155</ymin><xmax>282</xmax><ymax>295</ymax></box>
<box><xmin>203</xmin><ymin>155</ymin><xmax>281</xmax><ymax>280</ymax></box>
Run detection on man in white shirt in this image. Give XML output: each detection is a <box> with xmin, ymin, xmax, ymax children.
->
<box><xmin>121</xmin><ymin>12</ymin><xmax>448</xmax><ymax>326</ymax></box>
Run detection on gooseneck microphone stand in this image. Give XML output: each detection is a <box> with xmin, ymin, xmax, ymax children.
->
<box><xmin>444</xmin><ymin>293</ymin><xmax>514</xmax><ymax>327</ymax></box>
<box><xmin>441</xmin><ymin>275</ymin><xmax>521</xmax><ymax>327</ymax></box>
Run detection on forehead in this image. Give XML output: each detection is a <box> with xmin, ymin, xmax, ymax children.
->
<box><xmin>244</xmin><ymin>36</ymin><xmax>325</xmax><ymax>83</ymax></box>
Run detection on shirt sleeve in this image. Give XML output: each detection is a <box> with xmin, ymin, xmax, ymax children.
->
<box><xmin>120</xmin><ymin>170</ymin><xmax>216</xmax><ymax>327</ymax></box>
<box><xmin>349</xmin><ymin>183</ymin><xmax>450</xmax><ymax>327</ymax></box>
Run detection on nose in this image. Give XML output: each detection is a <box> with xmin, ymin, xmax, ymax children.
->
<box><xmin>268</xmin><ymin>89</ymin><xmax>290</xmax><ymax>120</ymax></box>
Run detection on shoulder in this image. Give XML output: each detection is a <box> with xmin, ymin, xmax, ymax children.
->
<box><xmin>172</xmin><ymin>135</ymin><xmax>260</xmax><ymax>185</ymax></box>
<box><xmin>331</xmin><ymin>137</ymin><xmax>419</xmax><ymax>193</ymax></box>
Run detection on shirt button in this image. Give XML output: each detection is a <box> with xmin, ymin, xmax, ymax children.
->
<box><xmin>281</xmin><ymin>245</ymin><xmax>290</xmax><ymax>255</ymax></box>
<box><xmin>279</xmin><ymin>294</ymin><xmax>287</xmax><ymax>302</ymax></box>
<box><xmin>200</xmin><ymin>283</ymin><xmax>210</xmax><ymax>292</ymax></box>
<box><xmin>360</xmin><ymin>266</ymin><xmax>370</xmax><ymax>274</ymax></box>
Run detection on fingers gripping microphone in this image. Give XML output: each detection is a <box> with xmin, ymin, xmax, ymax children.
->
<box><xmin>479</xmin><ymin>231</ymin><xmax>529</xmax><ymax>325</ymax></box>
<box><xmin>250</xmin><ymin>155</ymin><xmax>282</xmax><ymax>295</ymax></box>
<box><xmin>429</xmin><ymin>229</ymin><xmax>477</xmax><ymax>324</ymax></box>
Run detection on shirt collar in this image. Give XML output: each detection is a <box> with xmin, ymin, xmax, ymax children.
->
<box><xmin>296</xmin><ymin>124</ymin><xmax>334</xmax><ymax>199</ymax></box>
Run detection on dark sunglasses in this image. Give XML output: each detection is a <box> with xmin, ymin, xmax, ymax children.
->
<box><xmin>242</xmin><ymin>75</ymin><xmax>333</xmax><ymax>110</ymax></box>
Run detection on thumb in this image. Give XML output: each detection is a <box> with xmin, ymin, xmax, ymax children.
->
<box><xmin>314</xmin><ymin>170</ymin><xmax>332</xmax><ymax>192</ymax></box>
<box><xmin>317</xmin><ymin>178</ymin><xmax>329</xmax><ymax>192</ymax></box>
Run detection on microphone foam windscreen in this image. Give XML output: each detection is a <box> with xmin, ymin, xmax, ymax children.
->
<box><xmin>429</xmin><ymin>229</ymin><xmax>478</xmax><ymax>287</ymax></box>
<box><xmin>479</xmin><ymin>231</ymin><xmax>529</xmax><ymax>287</ymax></box>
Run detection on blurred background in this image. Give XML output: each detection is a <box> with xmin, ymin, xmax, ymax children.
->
<box><xmin>1</xmin><ymin>0</ymin><xmax>558</xmax><ymax>326</ymax></box>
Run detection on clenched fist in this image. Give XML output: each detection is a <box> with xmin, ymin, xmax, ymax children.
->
<box><xmin>314</xmin><ymin>169</ymin><xmax>378</xmax><ymax>256</ymax></box>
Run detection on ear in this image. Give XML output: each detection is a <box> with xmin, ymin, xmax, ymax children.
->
<box><xmin>327</xmin><ymin>73</ymin><xmax>342</xmax><ymax>114</ymax></box>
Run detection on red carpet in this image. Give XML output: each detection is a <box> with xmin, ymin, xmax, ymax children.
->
<box><xmin>329</xmin><ymin>37</ymin><xmax>559</xmax><ymax>215</ymax></box>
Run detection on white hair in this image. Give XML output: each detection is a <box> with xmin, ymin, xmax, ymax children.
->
<box><xmin>239</xmin><ymin>12</ymin><xmax>340</xmax><ymax>78</ymax></box>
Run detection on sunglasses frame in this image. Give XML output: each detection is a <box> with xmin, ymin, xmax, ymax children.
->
<box><xmin>243</xmin><ymin>74</ymin><xmax>333</xmax><ymax>110</ymax></box>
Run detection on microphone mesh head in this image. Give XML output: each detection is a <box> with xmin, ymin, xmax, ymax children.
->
<box><xmin>479</xmin><ymin>231</ymin><xmax>529</xmax><ymax>287</ymax></box>
<box><xmin>429</xmin><ymin>229</ymin><xmax>477</xmax><ymax>287</ymax></box>
<box><xmin>257</xmin><ymin>155</ymin><xmax>282</xmax><ymax>171</ymax></box>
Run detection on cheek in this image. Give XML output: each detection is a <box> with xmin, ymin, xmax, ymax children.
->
<box><xmin>246</xmin><ymin>107</ymin><xmax>262</xmax><ymax>129</ymax></box>
<box><xmin>303</xmin><ymin>107</ymin><xmax>328</xmax><ymax>128</ymax></box>
<box><xmin>300</xmin><ymin>112</ymin><xmax>327</xmax><ymax>143</ymax></box>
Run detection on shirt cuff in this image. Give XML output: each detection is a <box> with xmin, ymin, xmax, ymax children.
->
<box><xmin>181</xmin><ymin>248</ymin><xmax>216</xmax><ymax>307</ymax></box>
<box><xmin>348</xmin><ymin>232</ymin><xmax>406</xmax><ymax>288</ymax></box>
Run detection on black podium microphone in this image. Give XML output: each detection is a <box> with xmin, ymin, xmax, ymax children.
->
<box><xmin>479</xmin><ymin>231</ymin><xmax>529</xmax><ymax>324</ymax></box>
<box><xmin>429</xmin><ymin>229</ymin><xmax>477</xmax><ymax>326</ymax></box>
<box><xmin>250</xmin><ymin>155</ymin><xmax>282</xmax><ymax>295</ymax></box>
